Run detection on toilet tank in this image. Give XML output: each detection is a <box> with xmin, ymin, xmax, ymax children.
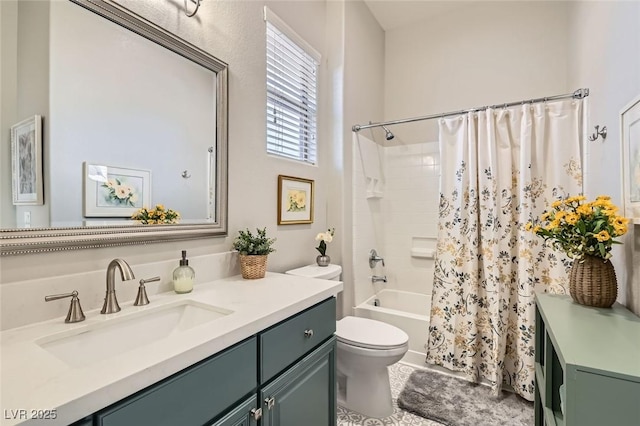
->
<box><xmin>285</xmin><ymin>264</ymin><xmax>342</xmax><ymax>281</ymax></box>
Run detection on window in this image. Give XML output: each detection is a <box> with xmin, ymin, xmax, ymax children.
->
<box><xmin>265</xmin><ymin>8</ymin><xmax>320</xmax><ymax>164</ymax></box>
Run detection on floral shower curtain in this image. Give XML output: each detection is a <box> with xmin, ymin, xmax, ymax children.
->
<box><xmin>425</xmin><ymin>99</ymin><xmax>584</xmax><ymax>401</ymax></box>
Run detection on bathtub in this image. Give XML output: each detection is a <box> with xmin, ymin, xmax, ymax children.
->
<box><xmin>354</xmin><ymin>289</ymin><xmax>431</xmax><ymax>367</ymax></box>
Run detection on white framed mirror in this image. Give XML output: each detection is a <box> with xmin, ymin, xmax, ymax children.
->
<box><xmin>0</xmin><ymin>0</ymin><xmax>228</xmax><ymax>255</ymax></box>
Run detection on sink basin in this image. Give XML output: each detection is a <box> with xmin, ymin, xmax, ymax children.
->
<box><xmin>38</xmin><ymin>300</ymin><xmax>232</xmax><ymax>367</ymax></box>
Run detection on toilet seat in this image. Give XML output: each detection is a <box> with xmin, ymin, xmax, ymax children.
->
<box><xmin>336</xmin><ymin>316</ymin><xmax>408</xmax><ymax>350</ymax></box>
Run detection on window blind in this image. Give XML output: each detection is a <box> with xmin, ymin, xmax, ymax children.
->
<box><xmin>265</xmin><ymin>15</ymin><xmax>319</xmax><ymax>164</ymax></box>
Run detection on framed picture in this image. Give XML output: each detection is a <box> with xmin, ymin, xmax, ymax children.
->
<box><xmin>621</xmin><ymin>95</ymin><xmax>640</xmax><ymax>223</ymax></box>
<box><xmin>83</xmin><ymin>163</ymin><xmax>151</xmax><ymax>217</ymax></box>
<box><xmin>11</xmin><ymin>115</ymin><xmax>43</xmax><ymax>205</ymax></box>
<box><xmin>277</xmin><ymin>175</ymin><xmax>314</xmax><ymax>225</ymax></box>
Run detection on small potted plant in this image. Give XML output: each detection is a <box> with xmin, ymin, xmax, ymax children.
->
<box><xmin>232</xmin><ymin>227</ymin><xmax>276</xmax><ymax>279</ymax></box>
<box><xmin>315</xmin><ymin>228</ymin><xmax>335</xmax><ymax>267</ymax></box>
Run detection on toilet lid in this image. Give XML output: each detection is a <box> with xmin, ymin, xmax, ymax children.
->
<box><xmin>336</xmin><ymin>316</ymin><xmax>408</xmax><ymax>350</ymax></box>
<box><xmin>285</xmin><ymin>264</ymin><xmax>342</xmax><ymax>280</ymax></box>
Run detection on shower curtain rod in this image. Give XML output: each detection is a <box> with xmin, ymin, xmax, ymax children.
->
<box><xmin>351</xmin><ymin>88</ymin><xmax>589</xmax><ymax>132</ymax></box>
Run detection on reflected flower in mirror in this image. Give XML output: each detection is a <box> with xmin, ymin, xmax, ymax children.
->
<box><xmin>131</xmin><ymin>204</ymin><xmax>180</xmax><ymax>224</ymax></box>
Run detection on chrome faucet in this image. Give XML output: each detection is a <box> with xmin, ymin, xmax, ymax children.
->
<box><xmin>101</xmin><ymin>258</ymin><xmax>136</xmax><ymax>314</ymax></box>
<box><xmin>369</xmin><ymin>249</ymin><xmax>385</xmax><ymax>268</ymax></box>
<box><xmin>371</xmin><ymin>275</ymin><xmax>387</xmax><ymax>283</ymax></box>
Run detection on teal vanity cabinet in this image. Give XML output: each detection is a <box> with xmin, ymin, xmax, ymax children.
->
<box><xmin>210</xmin><ymin>396</ymin><xmax>259</xmax><ymax>426</ymax></box>
<box><xmin>88</xmin><ymin>297</ymin><xmax>336</xmax><ymax>426</ymax></box>
<box><xmin>258</xmin><ymin>297</ymin><xmax>337</xmax><ymax>426</ymax></box>
<box><xmin>259</xmin><ymin>339</ymin><xmax>336</xmax><ymax>426</ymax></box>
<box><xmin>95</xmin><ymin>337</ymin><xmax>258</xmax><ymax>426</ymax></box>
<box><xmin>534</xmin><ymin>294</ymin><xmax>640</xmax><ymax>426</ymax></box>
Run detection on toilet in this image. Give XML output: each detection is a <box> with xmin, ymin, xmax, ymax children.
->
<box><xmin>285</xmin><ymin>264</ymin><xmax>409</xmax><ymax>418</ymax></box>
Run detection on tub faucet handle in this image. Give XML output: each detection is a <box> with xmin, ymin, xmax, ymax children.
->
<box><xmin>369</xmin><ymin>249</ymin><xmax>385</xmax><ymax>268</ymax></box>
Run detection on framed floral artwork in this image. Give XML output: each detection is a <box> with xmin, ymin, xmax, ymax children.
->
<box><xmin>621</xmin><ymin>95</ymin><xmax>640</xmax><ymax>223</ymax></box>
<box><xmin>277</xmin><ymin>175</ymin><xmax>314</xmax><ymax>225</ymax></box>
<box><xmin>11</xmin><ymin>115</ymin><xmax>44</xmax><ymax>205</ymax></box>
<box><xmin>83</xmin><ymin>163</ymin><xmax>151</xmax><ymax>217</ymax></box>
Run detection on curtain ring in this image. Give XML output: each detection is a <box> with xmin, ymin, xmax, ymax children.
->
<box><xmin>184</xmin><ymin>0</ymin><xmax>201</xmax><ymax>17</ymax></box>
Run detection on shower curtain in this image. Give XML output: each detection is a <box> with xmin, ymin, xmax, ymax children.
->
<box><xmin>426</xmin><ymin>99</ymin><xmax>583</xmax><ymax>401</ymax></box>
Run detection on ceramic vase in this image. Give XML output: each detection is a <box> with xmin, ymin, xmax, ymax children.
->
<box><xmin>316</xmin><ymin>255</ymin><xmax>330</xmax><ymax>267</ymax></box>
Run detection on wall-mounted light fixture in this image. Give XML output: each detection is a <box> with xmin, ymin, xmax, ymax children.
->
<box><xmin>184</xmin><ymin>0</ymin><xmax>202</xmax><ymax>17</ymax></box>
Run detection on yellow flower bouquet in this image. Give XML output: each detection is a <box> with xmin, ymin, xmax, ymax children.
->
<box><xmin>527</xmin><ymin>195</ymin><xmax>628</xmax><ymax>260</ymax></box>
<box><xmin>131</xmin><ymin>204</ymin><xmax>180</xmax><ymax>225</ymax></box>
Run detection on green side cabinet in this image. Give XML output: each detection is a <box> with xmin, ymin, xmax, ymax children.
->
<box><xmin>534</xmin><ymin>294</ymin><xmax>640</xmax><ymax>426</ymax></box>
<box><xmin>83</xmin><ymin>297</ymin><xmax>336</xmax><ymax>426</ymax></box>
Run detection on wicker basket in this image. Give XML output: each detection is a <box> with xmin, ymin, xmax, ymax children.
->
<box><xmin>239</xmin><ymin>254</ymin><xmax>267</xmax><ymax>279</ymax></box>
<box><xmin>569</xmin><ymin>254</ymin><xmax>617</xmax><ymax>308</ymax></box>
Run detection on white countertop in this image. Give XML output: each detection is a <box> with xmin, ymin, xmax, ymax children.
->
<box><xmin>0</xmin><ymin>273</ymin><xmax>342</xmax><ymax>426</ymax></box>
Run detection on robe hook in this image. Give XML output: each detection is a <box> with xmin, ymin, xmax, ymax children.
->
<box><xmin>588</xmin><ymin>125</ymin><xmax>607</xmax><ymax>142</ymax></box>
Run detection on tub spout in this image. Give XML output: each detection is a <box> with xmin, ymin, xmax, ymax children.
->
<box><xmin>371</xmin><ymin>275</ymin><xmax>387</xmax><ymax>283</ymax></box>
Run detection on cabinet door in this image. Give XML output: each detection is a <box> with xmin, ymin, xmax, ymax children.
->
<box><xmin>209</xmin><ymin>396</ymin><xmax>258</xmax><ymax>426</ymax></box>
<box><xmin>260</xmin><ymin>337</ymin><xmax>336</xmax><ymax>426</ymax></box>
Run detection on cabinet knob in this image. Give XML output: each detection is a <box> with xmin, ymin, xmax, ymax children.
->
<box><xmin>265</xmin><ymin>397</ymin><xmax>276</xmax><ymax>410</ymax></box>
<box><xmin>250</xmin><ymin>407</ymin><xmax>262</xmax><ymax>420</ymax></box>
<box><xmin>304</xmin><ymin>329</ymin><xmax>314</xmax><ymax>338</ymax></box>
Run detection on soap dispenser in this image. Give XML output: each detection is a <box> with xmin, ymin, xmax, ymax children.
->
<box><xmin>173</xmin><ymin>250</ymin><xmax>195</xmax><ymax>294</ymax></box>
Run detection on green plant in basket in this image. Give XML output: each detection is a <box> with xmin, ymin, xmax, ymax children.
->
<box><xmin>526</xmin><ymin>195</ymin><xmax>629</xmax><ymax>260</ymax></box>
<box><xmin>232</xmin><ymin>228</ymin><xmax>276</xmax><ymax>255</ymax></box>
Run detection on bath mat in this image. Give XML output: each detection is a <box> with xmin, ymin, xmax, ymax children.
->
<box><xmin>397</xmin><ymin>369</ymin><xmax>533</xmax><ymax>426</ymax></box>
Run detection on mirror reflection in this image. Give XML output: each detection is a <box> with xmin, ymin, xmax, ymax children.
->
<box><xmin>1</xmin><ymin>0</ymin><xmax>228</xmax><ymax>254</ymax></box>
<box><xmin>1</xmin><ymin>0</ymin><xmax>225</xmax><ymax>232</ymax></box>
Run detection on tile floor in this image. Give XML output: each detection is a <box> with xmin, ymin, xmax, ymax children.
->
<box><xmin>337</xmin><ymin>362</ymin><xmax>443</xmax><ymax>426</ymax></box>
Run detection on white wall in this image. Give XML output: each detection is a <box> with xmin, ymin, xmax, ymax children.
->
<box><xmin>343</xmin><ymin>0</ymin><xmax>385</xmax><ymax>314</ymax></box>
<box><xmin>567</xmin><ymin>1</ymin><xmax>640</xmax><ymax>314</ymax></box>
<box><xmin>0</xmin><ymin>0</ymin><xmax>19</xmax><ymax>229</ymax></box>
<box><xmin>0</xmin><ymin>0</ymin><xmax>346</xmax><ymax>325</ymax></box>
<box><xmin>384</xmin><ymin>1</ymin><xmax>570</xmax><ymax>146</ymax></box>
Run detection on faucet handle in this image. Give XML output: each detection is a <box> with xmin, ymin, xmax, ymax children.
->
<box><xmin>369</xmin><ymin>249</ymin><xmax>385</xmax><ymax>268</ymax></box>
<box><xmin>134</xmin><ymin>276</ymin><xmax>160</xmax><ymax>306</ymax></box>
<box><xmin>45</xmin><ymin>290</ymin><xmax>86</xmax><ymax>323</ymax></box>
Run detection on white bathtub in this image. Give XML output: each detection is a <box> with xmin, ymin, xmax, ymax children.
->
<box><xmin>353</xmin><ymin>289</ymin><xmax>431</xmax><ymax>367</ymax></box>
